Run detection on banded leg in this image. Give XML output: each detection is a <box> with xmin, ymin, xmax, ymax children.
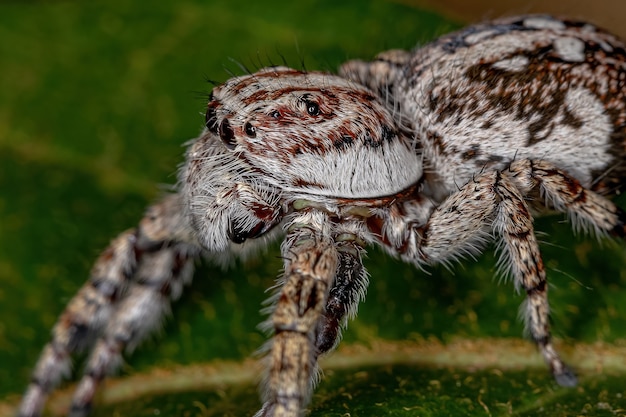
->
<box><xmin>19</xmin><ymin>232</ymin><xmax>136</xmax><ymax>417</ymax></box>
<box><xmin>404</xmin><ymin>167</ymin><xmax>576</xmax><ymax>386</ymax></box>
<box><xmin>69</xmin><ymin>241</ymin><xmax>196</xmax><ymax>416</ymax></box>
<box><xmin>504</xmin><ymin>159</ymin><xmax>626</xmax><ymax>385</ymax></box>
<box><xmin>492</xmin><ymin>172</ymin><xmax>577</xmax><ymax>386</ymax></box>
<box><xmin>507</xmin><ymin>159</ymin><xmax>626</xmax><ymax>237</ymax></box>
<box><xmin>338</xmin><ymin>50</ymin><xmax>411</xmax><ymax>105</ymax></box>
<box><xmin>315</xmin><ymin>241</ymin><xmax>368</xmax><ymax>356</ymax></box>
<box><xmin>18</xmin><ymin>194</ymin><xmax>201</xmax><ymax>417</ymax></box>
<box><xmin>256</xmin><ymin>212</ymin><xmax>340</xmax><ymax>417</ymax></box>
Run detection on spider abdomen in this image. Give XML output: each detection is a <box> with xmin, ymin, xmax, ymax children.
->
<box><xmin>403</xmin><ymin>15</ymin><xmax>626</xmax><ymax>196</ymax></box>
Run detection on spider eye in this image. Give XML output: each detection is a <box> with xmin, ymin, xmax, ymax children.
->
<box><xmin>270</xmin><ymin>110</ymin><xmax>281</xmax><ymax>119</ymax></box>
<box><xmin>306</xmin><ymin>101</ymin><xmax>320</xmax><ymax>116</ymax></box>
<box><xmin>219</xmin><ymin>118</ymin><xmax>236</xmax><ymax>150</ymax></box>
<box><xmin>244</xmin><ymin>122</ymin><xmax>256</xmax><ymax>138</ymax></box>
<box><xmin>205</xmin><ymin>107</ymin><xmax>218</xmax><ymax>133</ymax></box>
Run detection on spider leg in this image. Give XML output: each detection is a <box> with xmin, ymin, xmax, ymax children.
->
<box><xmin>256</xmin><ymin>212</ymin><xmax>340</xmax><ymax>417</ymax></box>
<box><xmin>338</xmin><ymin>50</ymin><xmax>411</xmax><ymax>100</ymax></box>
<box><xmin>502</xmin><ymin>159</ymin><xmax>626</xmax><ymax>386</ymax></box>
<box><xmin>507</xmin><ymin>159</ymin><xmax>626</xmax><ymax>237</ymax></box>
<box><xmin>69</xmin><ymin>244</ymin><xmax>197</xmax><ymax>416</ymax></box>
<box><xmin>404</xmin><ymin>167</ymin><xmax>576</xmax><ymax>386</ymax></box>
<box><xmin>315</xmin><ymin>243</ymin><xmax>368</xmax><ymax>357</ymax></box>
<box><xmin>19</xmin><ymin>194</ymin><xmax>201</xmax><ymax>417</ymax></box>
<box><xmin>19</xmin><ymin>231</ymin><xmax>136</xmax><ymax>417</ymax></box>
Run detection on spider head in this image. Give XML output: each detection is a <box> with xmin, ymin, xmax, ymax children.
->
<box><xmin>180</xmin><ymin>68</ymin><xmax>424</xmax><ymax>251</ymax></box>
<box><xmin>206</xmin><ymin>67</ymin><xmax>422</xmax><ymax>201</ymax></box>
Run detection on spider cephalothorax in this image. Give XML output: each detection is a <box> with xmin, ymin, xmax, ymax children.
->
<box><xmin>204</xmin><ymin>67</ymin><xmax>421</xmax><ymax>199</ymax></box>
<box><xmin>182</xmin><ymin>67</ymin><xmax>422</xmax><ymax>251</ymax></box>
<box><xmin>19</xmin><ymin>14</ymin><xmax>626</xmax><ymax>417</ymax></box>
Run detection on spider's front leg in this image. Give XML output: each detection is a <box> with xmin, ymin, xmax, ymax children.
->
<box><xmin>257</xmin><ymin>211</ymin><xmax>365</xmax><ymax>417</ymax></box>
<box><xmin>315</xmin><ymin>243</ymin><xmax>368</xmax><ymax>357</ymax></box>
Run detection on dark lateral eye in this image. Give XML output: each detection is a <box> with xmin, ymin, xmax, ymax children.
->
<box><xmin>270</xmin><ymin>110</ymin><xmax>281</xmax><ymax>119</ymax></box>
<box><xmin>244</xmin><ymin>122</ymin><xmax>256</xmax><ymax>138</ymax></box>
<box><xmin>205</xmin><ymin>107</ymin><xmax>218</xmax><ymax>133</ymax></box>
<box><xmin>306</xmin><ymin>101</ymin><xmax>320</xmax><ymax>116</ymax></box>
<box><xmin>219</xmin><ymin>118</ymin><xmax>236</xmax><ymax>150</ymax></box>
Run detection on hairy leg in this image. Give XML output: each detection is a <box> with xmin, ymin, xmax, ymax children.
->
<box><xmin>338</xmin><ymin>50</ymin><xmax>411</xmax><ymax>103</ymax></box>
<box><xmin>492</xmin><ymin>171</ymin><xmax>576</xmax><ymax>386</ymax></box>
<box><xmin>403</xmin><ymin>166</ymin><xmax>576</xmax><ymax>385</ymax></box>
<box><xmin>19</xmin><ymin>194</ymin><xmax>201</xmax><ymax>417</ymax></box>
<box><xmin>315</xmin><ymin>242</ymin><xmax>368</xmax><ymax>356</ymax></box>
<box><xmin>507</xmin><ymin>159</ymin><xmax>626</xmax><ymax>237</ymax></box>
<box><xmin>256</xmin><ymin>212</ymin><xmax>340</xmax><ymax>417</ymax></box>
<box><xmin>19</xmin><ymin>231</ymin><xmax>136</xmax><ymax>417</ymax></box>
<box><xmin>69</xmin><ymin>242</ymin><xmax>196</xmax><ymax>416</ymax></box>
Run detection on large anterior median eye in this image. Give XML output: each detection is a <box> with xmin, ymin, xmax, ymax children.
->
<box><xmin>219</xmin><ymin>118</ymin><xmax>236</xmax><ymax>150</ymax></box>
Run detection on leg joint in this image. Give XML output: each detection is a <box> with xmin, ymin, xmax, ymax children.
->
<box><xmin>525</xmin><ymin>280</ymin><xmax>546</xmax><ymax>296</ymax></box>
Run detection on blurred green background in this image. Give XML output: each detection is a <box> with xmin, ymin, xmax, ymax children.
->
<box><xmin>1</xmin><ymin>1</ymin><xmax>625</xmax><ymax>416</ymax></box>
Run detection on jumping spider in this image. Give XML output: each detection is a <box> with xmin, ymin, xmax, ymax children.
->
<box><xmin>19</xmin><ymin>14</ymin><xmax>626</xmax><ymax>417</ymax></box>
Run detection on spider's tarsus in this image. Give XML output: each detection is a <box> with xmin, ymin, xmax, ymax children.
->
<box><xmin>553</xmin><ymin>366</ymin><xmax>578</xmax><ymax>387</ymax></box>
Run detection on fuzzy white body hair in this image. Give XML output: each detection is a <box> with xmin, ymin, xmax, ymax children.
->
<box><xmin>277</xmin><ymin>141</ymin><xmax>422</xmax><ymax>198</ymax></box>
<box><xmin>395</xmin><ymin>15</ymin><xmax>623</xmax><ymax>197</ymax></box>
